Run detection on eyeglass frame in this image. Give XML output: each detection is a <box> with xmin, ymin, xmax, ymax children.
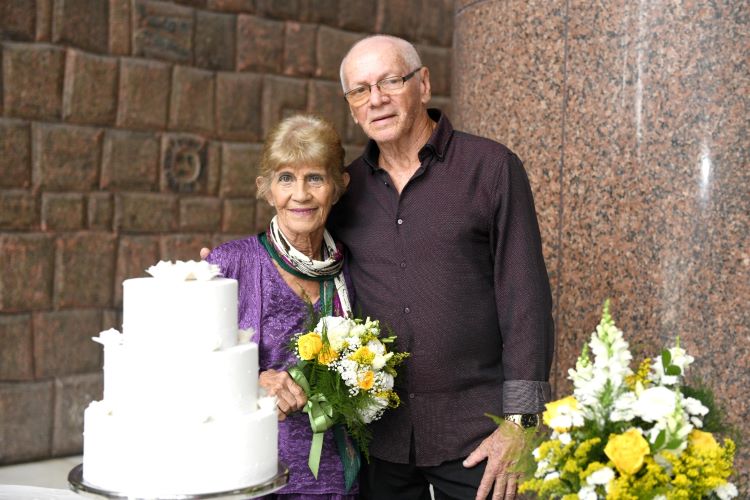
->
<box><xmin>343</xmin><ymin>67</ymin><xmax>424</xmax><ymax>105</ymax></box>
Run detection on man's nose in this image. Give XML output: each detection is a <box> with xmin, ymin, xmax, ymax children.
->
<box><xmin>368</xmin><ymin>85</ymin><xmax>389</xmax><ymax>106</ymax></box>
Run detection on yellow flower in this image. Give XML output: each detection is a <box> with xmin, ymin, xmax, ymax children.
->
<box><xmin>542</xmin><ymin>395</ymin><xmax>578</xmax><ymax>432</ymax></box>
<box><xmin>689</xmin><ymin>429</ymin><xmax>719</xmax><ymax>454</ymax></box>
<box><xmin>317</xmin><ymin>345</ymin><xmax>338</xmax><ymax>365</ymax></box>
<box><xmin>358</xmin><ymin>370</ymin><xmax>375</xmax><ymax>390</ymax></box>
<box><xmin>350</xmin><ymin>346</ymin><xmax>375</xmax><ymax>365</ymax></box>
<box><xmin>604</xmin><ymin>428</ymin><xmax>650</xmax><ymax>475</ymax></box>
<box><xmin>297</xmin><ymin>333</ymin><xmax>322</xmax><ymax>360</ymax></box>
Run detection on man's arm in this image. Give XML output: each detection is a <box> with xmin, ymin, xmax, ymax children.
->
<box><xmin>492</xmin><ymin>151</ymin><xmax>554</xmax><ymax>413</ymax></box>
<box><xmin>464</xmin><ymin>151</ymin><xmax>554</xmax><ymax>500</ymax></box>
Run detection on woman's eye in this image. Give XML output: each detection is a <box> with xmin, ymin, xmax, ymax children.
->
<box><xmin>278</xmin><ymin>174</ymin><xmax>293</xmax><ymax>183</ymax></box>
<box><xmin>308</xmin><ymin>174</ymin><xmax>325</xmax><ymax>184</ymax></box>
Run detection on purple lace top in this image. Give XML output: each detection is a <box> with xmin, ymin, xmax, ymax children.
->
<box><xmin>207</xmin><ymin>235</ymin><xmax>357</xmax><ymax>496</ymax></box>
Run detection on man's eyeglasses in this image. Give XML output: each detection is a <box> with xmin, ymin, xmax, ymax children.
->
<box><xmin>344</xmin><ymin>67</ymin><xmax>423</xmax><ymax>106</ymax></box>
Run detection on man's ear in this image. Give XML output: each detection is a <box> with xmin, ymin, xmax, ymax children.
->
<box><xmin>419</xmin><ymin>66</ymin><xmax>432</xmax><ymax>104</ymax></box>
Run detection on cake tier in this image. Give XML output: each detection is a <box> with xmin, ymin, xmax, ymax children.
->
<box><xmin>101</xmin><ymin>334</ymin><xmax>259</xmax><ymax>419</ymax></box>
<box><xmin>83</xmin><ymin>399</ymin><xmax>278</xmax><ymax>496</ymax></box>
<box><xmin>122</xmin><ymin>277</ymin><xmax>238</xmax><ymax>351</ymax></box>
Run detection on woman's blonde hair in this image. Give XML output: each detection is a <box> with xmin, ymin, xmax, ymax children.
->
<box><xmin>257</xmin><ymin>114</ymin><xmax>346</xmax><ymax>201</ymax></box>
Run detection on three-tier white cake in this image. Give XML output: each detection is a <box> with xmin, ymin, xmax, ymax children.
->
<box><xmin>82</xmin><ymin>261</ymin><xmax>278</xmax><ymax>496</ymax></box>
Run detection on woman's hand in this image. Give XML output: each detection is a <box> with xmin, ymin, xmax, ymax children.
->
<box><xmin>259</xmin><ymin>369</ymin><xmax>308</xmax><ymax>421</ymax></box>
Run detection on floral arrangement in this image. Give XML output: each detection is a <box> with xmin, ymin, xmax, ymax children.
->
<box><xmin>288</xmin><ymin>315</ymin><xmax>409</xmax><ymax>485</ymax></box>
<box><xmin>520</xmin><ymin>301</ymin><xmax>737</xmax><ymax>500</ymax></box>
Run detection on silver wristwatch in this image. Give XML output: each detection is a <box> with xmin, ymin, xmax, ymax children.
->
<box><xmin>503</xmin><ymin>413</ymin><xmax>540</xmax><ymax>429</ymax></box>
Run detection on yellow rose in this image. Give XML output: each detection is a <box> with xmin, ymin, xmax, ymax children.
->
<box><xmin>689</xmin><ymin>430</ymin><xmax>719</xmax><ymax>454</ymax></box>
<box><xmin>542</xmin><ymin>395</ymin><xmax>578</xmax><ymax>432</ymax></box>
<box><xmin>604</xmin><ymin>428</ymin><xmax>650</xmax><ymax>475</ymax></box>
<box><xmin>317</xmin><ymin>345</ymin><xmax>339</xmax><ymax>365</ymax></box>
<box><xmin>297</xmin><ymin>333</ymin><xmax>322</xmax><ymax>360</ymax></box>
<box><xmin>358</xmin><ymin>371</ymin><xmax>375</xmax><ymax>390</ymax></box>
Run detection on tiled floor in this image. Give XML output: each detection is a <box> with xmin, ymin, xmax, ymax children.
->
<box><xmin>0</xmin><ymin>455</ymin><xmax>81</xmax><ymax>490</ymax></box>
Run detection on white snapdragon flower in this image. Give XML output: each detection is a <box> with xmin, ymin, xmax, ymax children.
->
<box><xmin>632</xmin><ymin>386</ymin><xmax>676</xmax><ymax>422</ymax></box>
<box><xmin>578</xmin><ymin>485</ymin><xmax>597</xmax><ymax>500</ymax></box>
<box><xmin>555</xmin><ymin>432</ymin><xmax>572</xmax><ymax>445</ymax></box>
<box><xmin>682</xmin><ymin>396</ymin><xmax>709</xmax><ymax>428</ymax></box>
<box><xmin>543</xmin><ymin>471</ymin><xmax>559</xmax><ymax>482</ymax></box>
<box><xmin>712</xmin><ymin>482</ymin><xmax>738</xmax><ymax>500</ymax></box>
<box><xmin>586</xmin><ymin>466</ymin><xmax>614</xmax><ymax>486</ymax></box>
<box><xmin>651</xmin><ymin>345</ymin><xmax>694</xmax><ymax>385</ymax></box>
<box><xmin>610</xmin><ymin>391</ymin><xmax>637</xmax><ymax>421</ymax></box>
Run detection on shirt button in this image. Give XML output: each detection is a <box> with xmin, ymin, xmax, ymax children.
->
<box><xmin>397</xmin><ymin>218</ymin><xmax>403</xmax><ymax>225</ymax></box>
<box><xmin>404</xmin><ymin>307</ymin><xmax>410</xmax><ymax>314</ymax></box>
<box><xmin>400</xmin><ymin>262</ymin><xmax>407</xmax><ymax>269</ymax></box>
<box><xmin>409</xmin><ymin>393</ymin><xmax>415</xmax><ymax>399</ymax></box>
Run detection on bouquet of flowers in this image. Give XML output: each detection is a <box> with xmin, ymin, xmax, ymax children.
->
<box><xmin>521</xmin><ymin>301</ymin><xmax>737</xmax><ymax>499</ymax></box>
<box><xmin>288</xmin><ymin>315</ymin><xmax>409</xmax><ymax>485</ymax></box>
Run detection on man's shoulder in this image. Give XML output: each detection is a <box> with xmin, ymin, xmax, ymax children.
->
<box><xmin>450</xmin><ymin>128</ymin><xmax>517</xmax><ymax>161</ymax></box>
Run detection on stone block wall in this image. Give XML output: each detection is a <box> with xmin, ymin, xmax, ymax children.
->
<box><xmin>0</xmin><ymin>0</ymin><xmax>454</xmax><ymax>464</ymax></box>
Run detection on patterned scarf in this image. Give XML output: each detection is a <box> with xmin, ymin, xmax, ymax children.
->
<box><xmin>260</xmin><ymin>216</ymin><xmax>352</xmax><ymax>317</ymax></box>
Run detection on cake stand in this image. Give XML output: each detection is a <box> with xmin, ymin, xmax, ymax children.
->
<box><xmin>67</xmin><ymin>463</ymin><xmax>288</xmax><ymax>500</ymax></box>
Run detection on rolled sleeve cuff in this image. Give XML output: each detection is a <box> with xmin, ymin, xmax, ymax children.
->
<box><xmin>502</xmin><ymin>380</ymin><xmax>552</xmax><ymax>414</ymax></box>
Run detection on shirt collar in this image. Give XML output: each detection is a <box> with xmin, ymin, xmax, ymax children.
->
<box><xmin>362</xmin><ymin>108</ymin><xmax>454</xmax><ymax>172</ymax></box>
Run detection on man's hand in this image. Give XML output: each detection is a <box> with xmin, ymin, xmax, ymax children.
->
<box><xmin>259</xmin><ymin>369</ymin><xmax>308</xmax><ymax>421</ymax></box>
<box><xmin>463</xmin><ymin>421</ymin><xmax>526</xmax><ymax>500</ymax></box>
<box><xmin>200</xmin><ymin>247</ymin><xmax>211</xmax><ymax>260</ymax></box>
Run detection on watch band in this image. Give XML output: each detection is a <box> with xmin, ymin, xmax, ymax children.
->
<box><xmin>503</xmin><ymin>413</ymin><xmax>540</xmax><ymax>429</ymax></box>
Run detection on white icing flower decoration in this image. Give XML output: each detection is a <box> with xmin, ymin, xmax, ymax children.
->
<box><xmin>146</xmin><ymin>260</ymin><xmax>222</xmax><ymax>281</ymax></box>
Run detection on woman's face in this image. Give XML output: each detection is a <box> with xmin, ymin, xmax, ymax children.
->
<box><xmin>263</xmin><ymin>163</ymin><xmax>338</xmax><ymax>242</ymax></box>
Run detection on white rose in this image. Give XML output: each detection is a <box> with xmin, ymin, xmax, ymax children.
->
<box><xmin>376</xmin><ymin>372</ymin><xmax>394</xmax><ymax>391</ymax></box>
<box><xmin>632</xmin><ymin>386</ymin><xmax>676</xmax><ymax>422</ymax></box>
<box><xmin>317</xmin><ymin>317</ymin><xmax>353</xmax><ymax>351</ymax></box>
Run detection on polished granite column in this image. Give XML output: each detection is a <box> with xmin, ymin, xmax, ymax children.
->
<box><xmin>454</xmin><ymin>0</ymin><xmax>748</xmax><ymax>488</ymax></box>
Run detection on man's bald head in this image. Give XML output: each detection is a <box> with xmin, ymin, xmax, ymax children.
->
<box><xmin>339</xmin><ymin>35</ymin><xmax>422</xmax><ymax>91</ymax></box>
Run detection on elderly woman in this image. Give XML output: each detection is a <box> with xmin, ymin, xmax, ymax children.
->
<box><xmin>206</xmin><ymin>115</ymin><xmax>356</xmax><ymax>499</ymax></box>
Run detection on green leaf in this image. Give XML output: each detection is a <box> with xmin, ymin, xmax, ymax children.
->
<box><xmin>665</xmin><ymin>365</ymin><xmax>681</xmax><ymax>376</ymax></box>
<box><xmin>661</xmin><ymin>349</ymin><xmax>672</xmax><ymax>368</ymax></box>
<box><xmin>653</xmin><ymin>430</ymin><xmax>666</xmax><ymax>449</ymax></box>
<box><xmin>485</xmin><ymin>413</ymin><xmax>505</xmax><ymax>426</ymax></box>
<box><xmin>666</xmin><ymin>437</ymin><xmax>683</xmax><ymax>450</ymax></box>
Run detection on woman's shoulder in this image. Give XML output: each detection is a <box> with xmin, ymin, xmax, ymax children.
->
<box><xmin>207</xmin><ymin>235</ymin><xmax>264</xmax><ymax>276</ymax></box>
<box><xmin>212</xmin><ymin>234</ymin><xmax>262</xmax><ymax>256</ymax></box>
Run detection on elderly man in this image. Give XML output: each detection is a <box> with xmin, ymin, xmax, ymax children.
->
<box><xmin>327</xmin><ymin>35</ymin><xmax>555</xmax><ymax>500</ymax></box>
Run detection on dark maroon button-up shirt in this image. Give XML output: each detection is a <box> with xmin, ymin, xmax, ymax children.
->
<box><xmin>328</xmin><ymin>109</ymin><xmax>554</xmax><ymax>466</ymax></box>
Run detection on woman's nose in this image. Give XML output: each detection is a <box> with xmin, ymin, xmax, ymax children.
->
<box><xmin>292</xmin><ymin>180</ymin><xmax>311</xmax><ymax>200</ymax></box>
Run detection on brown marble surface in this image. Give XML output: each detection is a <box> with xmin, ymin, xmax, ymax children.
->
<box><xmin>454</xmin><ymin>0</ymin><xmax>749</xmax><ymax>490</ymax></box>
